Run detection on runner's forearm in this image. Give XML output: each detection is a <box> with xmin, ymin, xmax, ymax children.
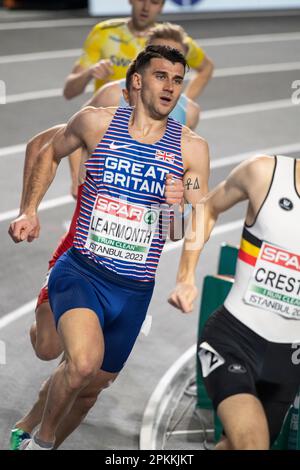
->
<box><xmin>64</xmin><ymin>68</ymin><xmax>92</xmax><ymax>100</ymax></box>
<box><xmin>184</xmin><ymin>72</ymin><xmax>210</xmax><ymax>100</ymax></box>
<box><xmin>184</xmin><ymin>60</ymin><xmax>214</xmax><ymax>100</ymax></box>
<box><xmin>20</xmin><ymin>139</ymin><xmax>40</xmax><ymax>213</ymax></box>
<box><xmin>22</xmin><ymin>146</ymin><xmax>60</xmax><ymax>215</ymax></box>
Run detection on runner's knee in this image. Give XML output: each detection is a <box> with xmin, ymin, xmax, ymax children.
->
<box><xmin>33</xmin><ymin>332</ymin><xmax>62</xmax><ymax>360</ymax></box>
<box><xmin>66</xmin><ymin>357</ymin><xmax>101</xmax><ymax>390</ymax></box>
<box><xmin>35</xmin><ymin>341</ymin><xmax>61</xmax><ymax>361</ymax></box>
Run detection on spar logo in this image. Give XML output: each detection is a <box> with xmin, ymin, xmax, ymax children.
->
<box><xmin>95</xmin><ymin>196</ymin><xmax>144</xmax><ymax>222</ymax></box>
<box><xmin>171</xmin><ymin>0</ymin><xmax>203</xmax><ymax>5</ymax></box>
<box><xmin>261</xmin><ymin>244</ymin><xmax>300</xmax><ymax>272</ymax></box>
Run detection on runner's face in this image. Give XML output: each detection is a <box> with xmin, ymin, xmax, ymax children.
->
<box><xmin>130</xmin><ymin>0</ymin><xmax>164</xmax><ymax>31</ymax></box>
<box><xmin>149</xmin><ymin>38</ymin><xmax>187</xmax><ymax>57</ymax></box>
<box><xmin>139</xmin><ymin>57</ymin><xmax>184</xmax><ymax>119</ymax></box>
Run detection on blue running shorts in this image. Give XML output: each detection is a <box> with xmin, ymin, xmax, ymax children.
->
<box><xmin>48</xmin><ymin>248</ymin><xmax>154</xmax><ymax>372</ymax></box>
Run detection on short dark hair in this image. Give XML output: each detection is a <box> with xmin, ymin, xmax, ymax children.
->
<box><xmin>133</xmin><ymin>44</ymin><xmax>187</xmax><ymax>76</ymax></box>
<box><xmin>125</xmin><ymin>61</ymin><xmax>136</xmax><ymax>91</ymax></box>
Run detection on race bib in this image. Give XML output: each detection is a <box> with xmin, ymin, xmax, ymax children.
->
<box><xmin>244</xmin><ymin>241</ymin><xmax>300</xmax><ymax>319</ymax></box>
<box><xmin>84</xmin><ymin>195</ymin><xmax>159</xmax><ymax>264</ymax></box>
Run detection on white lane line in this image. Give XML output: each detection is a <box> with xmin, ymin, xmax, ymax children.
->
<box><xmin>5</xmin><ymin>61</ymin><xmax>300</xmax><ymax>104</ymax></box>
<box><xmin>6</xmin><ymin>88</ymin><xmax>63</xmax><ymax>103</ymax></box>
<box><xmin>0</xmin><ymin>18</ymin><xmax>95</xmax><ymax>31</ymax></box>
<box><xmin>0</xmin><ymin>217</ymin><xmax>243</xmax><ymax>331</ymax></box>
<box><xmin>163</xmin><ymin>219</ymin><xmax>244</xmax><ymax>254</ymax></box>
<box><xmin>0</xmin><ymin>143</ymin><xmax>26</xmax><ymax>157</ymax></box>
<box><xmin>0</xmin><ymin>300</ymin><xmax>36</xmax><ymax>330</ymax></box>
<box><xmin>5</xmin><ymin>84</ymin><xmax>94</xmax><ymax>104</ymax></box>
<box><xmin>0</xmin><ymin>30</ymin><xmax>299</xmax><ymax>63</ymax></box>
<box><xmin>1</xmin><ymin>31</ymin><xmax>300</xmax><ymax>64</ymax></box>
<box><xmin>0</xmin><ymin>22</ymin><xmax>298</xmax><ymax>34</ymax></box>
<box><xmin>201</xmin><ymin>99</ymin><xmax>296</xmax><ymax>119</ymax></box>
<box><xmin>211</xmin><ymin>219</ymin><xmax>244</xmax><ymax>236</ymax></box>
<box><xmin>1</xmin><ymin>99</ymin><xmax>298</xmax><ymax>159</ymax></box>
<box><xmin>5</xmin><ymin>94</ymin><xmax>295</xmax><ymax>110</ymax></box>
<box><xmin>0</xmin><ymin>49</ymin><xmax>81</xmax><ymax>64</ymax></box>
<box><xmin>211</xmin><ymin>143</ymin><xmax>300</xmax><ymax>170</ymax></box>
<box><xmin>199</xmin><ymin>31</ymin><xmax>300</xmax><ymax>47</ymax></box>
<box><xmin>0</xmin><ymin>195</ymin><xmax>74</xmax><ymax>223</ymax></box>
<box><xmin>214</xmin><ymin>62</ymin><xmax>300</xmax><ymax>78</ymax></box>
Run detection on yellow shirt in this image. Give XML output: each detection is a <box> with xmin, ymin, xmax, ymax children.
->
<box><xmin>77</xmin><ymin>19</ymin><xmax>206</xmax><ymax>92</ymax></box>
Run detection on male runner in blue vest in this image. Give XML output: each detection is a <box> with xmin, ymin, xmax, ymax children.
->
<box><xmin>9</xmin><ymin>45</ymin><xmax>209</xmax><ymax>450</ymax></box>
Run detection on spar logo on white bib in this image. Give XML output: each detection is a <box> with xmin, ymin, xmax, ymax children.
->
<box><xmin>244</xmin><ymin>241</ymin><xmax>300</xmax><ymax>319</ymax></box>
<box><xmin>84</xmin><ymin>195</ymin><xmax>159</xmax><ymax>264</ymax></box>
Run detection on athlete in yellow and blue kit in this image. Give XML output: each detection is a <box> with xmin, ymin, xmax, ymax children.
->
<box><xmin>63</xmin><ymin>0</ymin><xmax>213</xmax><ymax>101</ymax></box>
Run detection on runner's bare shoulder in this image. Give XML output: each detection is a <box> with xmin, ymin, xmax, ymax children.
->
<box><xmin>234</xmin><ymin>155</ymin><xmax>276</xmax><ymax>197</ymax></box>
<box><xmin>69</xmin><ymin>106</ymin><xmax>118</xmax><ymax>137</ymax></box>
<box><xmin>182</xmin><ymin>125</ymin><xmax>207</xmax><ymax>149</ymax></box>
<box><xmin>246</xmin><ymin>155</ymin><xmax>276</xmax><ymax>182</ymax></box>
<box><xmin>78</xmin><ymin>105</ymin><xmax>117</xmax><ymax>125</ymax></box>
<box><xmin>181</xmin><ymin>125</ymin><xmax>209</xmax><ymax>167</ymax></box>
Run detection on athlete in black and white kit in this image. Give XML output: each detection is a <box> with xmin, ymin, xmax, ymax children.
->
<box><xmin>169</xmin><ymin>154</ymin><xmax>300</xmax><ymax>450</ymax></box>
